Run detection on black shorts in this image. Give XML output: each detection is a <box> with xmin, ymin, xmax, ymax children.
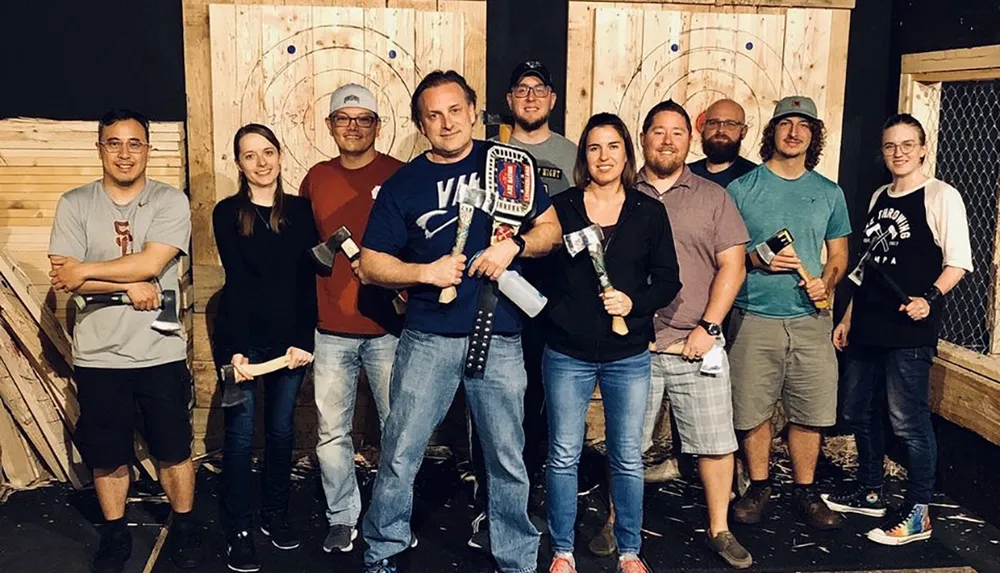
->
<box><xmin>75</xmin><ymin>360</ymin><xmax>193</xmax><ymax>469</ymax></box>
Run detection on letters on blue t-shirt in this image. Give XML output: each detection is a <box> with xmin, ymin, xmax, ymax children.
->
<box><xmin>362</xmin><ymin>141</ymin><xmax>552</xmax><ymax>335</ymax></box>
<box><xmin>726</xmin><ymin>164</ymin><xmax>852</xmax><ymax>318</ymax></box>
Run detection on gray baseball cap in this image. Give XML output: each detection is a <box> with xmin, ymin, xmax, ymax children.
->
<box><xmin>329</xmin><ymin>83</ymin><xmax>377</xmax><ymax>116</ymax></box>
<box><xmin>772</xmin><ymin>96</ymin><xmax>819</xmax><ymax>121</ymax></box>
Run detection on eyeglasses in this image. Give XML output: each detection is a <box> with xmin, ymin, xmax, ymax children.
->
<box><xmin>704</xmin><ymin>119</ymin><xmax>744</xmax><ymax>131</ymax></box>
<box><xmin>882</xmin><ymin>140</ymin><xmax>918</xmax><ymax>155</ymax></box>
<box><xmin>99</xmin><ymin>139</ymin><xmax>150</xmax><ymax>153</ymax></box>
<box><xmin>511</xmin><ymin>85</ymin><xmax>552</xmax><ymax>99</ymax></box>
<box><xmin>330</xmin><ymin>114</ymin><xmax>378</xmax><ymax>128</ymax></box>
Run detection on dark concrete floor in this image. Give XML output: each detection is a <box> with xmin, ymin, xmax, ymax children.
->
<box><xmin>1</xmin><ymin>444</ymin><xmax>998</xmax><ymax>573</ymax></box>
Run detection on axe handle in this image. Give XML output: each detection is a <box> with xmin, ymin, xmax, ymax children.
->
<box><xmin>440</xmin><ymin>203</ymin><xmax>475</xmax><ymax>304</ymax></box>
<box><xmin>786</xmin><ymin>246</ymin><xmax>830</xmax><ymax>310</ymax></box>
<box><xmin>73</xmin><ymin>290</ymin><xmax>174</xmax><ymax>310</ymax></box>
<box><xmin>243</xmin><ymin>355</ymin><xmax>292</xmax><ymax>378</ymax></box>
<box><xmin>603</xmin><ymin>287</ymin><xmax>630</xmax><ymax>336</ymax></box>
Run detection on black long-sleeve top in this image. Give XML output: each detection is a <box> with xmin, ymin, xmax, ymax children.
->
<box><xmin>212</xmin><ymin>194</ymin><xmax>319</xmax><ymax>363</ymax></box>
<box><xmin>539</xmin><ymin>187</ymin><xmax>682</xmax><ymax>362</ymax></box>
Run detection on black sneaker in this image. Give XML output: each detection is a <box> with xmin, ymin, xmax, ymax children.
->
<box><xmin>91</xmin><ymin>526</ymin><xmax>132</xmax><ymax>573</ymax></box>
<box><xmin>363</xmin><ymin>558</ymin><xmax>398</xmax><ymax>573</ymax></box>
<box><xmin>467</xmin><ymin>512</ymin><xmax>489</xmax><ymax>552</ymax></box>
<box><xmin>323</xmin><ymin>525</ymin><xmax>357</xmax><ymax>553</ymax></box>
<box><xmin>822</xmin><ymin>487</ymin><xmax>887</xmax><ymax>517</ymax></box>
<box><xmin>260</xmin><ymin>513</ymin><xmax>300</xmax><ymax>550</ymax></box>
<box><xmin>226</xmin><ymin>530</ymin><xmax>260</xmax><ymax>573</ymax></box>
<box><xmin>168</xmin><ymin>518</ymin><xmax>204</xmax><ymax>569</ymax></box>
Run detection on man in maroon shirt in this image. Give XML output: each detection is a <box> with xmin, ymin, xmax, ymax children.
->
<box><xmin>299</xmin><ymin>83</ymin><xmax>404</xmax><ymax>554</ymax></box>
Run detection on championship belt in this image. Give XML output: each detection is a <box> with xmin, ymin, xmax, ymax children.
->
<box><xmin>464</xmin><ymin>143</ymin><xmax>539</xmax><ymax>379</ymax></box>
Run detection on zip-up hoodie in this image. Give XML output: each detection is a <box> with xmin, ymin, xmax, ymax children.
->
<box><xmin>540</xmin><ymin>186</ymin><xmax>682</xmax><ymax>362</ymax></box>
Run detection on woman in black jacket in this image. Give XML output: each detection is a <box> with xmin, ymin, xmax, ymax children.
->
<box><xmin>212</xmin><ymin>123</ymin><xmax>318</xmax><ymax>572</ymax></box>
<box><xmin>541</xmin><ymin>113</ymin><xmax>681</xmax><ymax>573</ymax></box>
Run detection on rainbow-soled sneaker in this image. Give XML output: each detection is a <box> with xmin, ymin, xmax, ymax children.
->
<box><xmin>867</xmin><ymin>503</ymin><xmax>932</xmax><ymax>546</ymax></box>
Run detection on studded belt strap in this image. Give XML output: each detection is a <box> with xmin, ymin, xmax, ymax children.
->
<box><xmin>465</xmin><ymin>280</ymin><xmax>500</xmax><ymax>379</ymax></box>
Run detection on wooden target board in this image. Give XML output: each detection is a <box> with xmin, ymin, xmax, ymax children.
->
<box><xmin>208</xmin><ymin>4</ymin><xmax>480</xmax><ymax>198</ymax></box>
<box><xmin>567</xmin><ymin>4</ymin><xmax>850</xmax><ymax>180</ymax></box>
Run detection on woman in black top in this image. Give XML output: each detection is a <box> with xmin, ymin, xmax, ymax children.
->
<box><xmin>212</xmin><ymin>123</ymin><xmax>318</xmax><ymax>571</ymax></box>
<box><xmin>541</xmin><ymin>113</ymin><xmax>681</xmax><ymax>573</ymax></box>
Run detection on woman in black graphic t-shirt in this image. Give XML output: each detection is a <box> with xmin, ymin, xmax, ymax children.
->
<box><xmin>212</xmin><ymin>123</ymin><xmax>318</xmax><ymax>572</ymax></box>
<box><xmin>824</xmin><ymin>114</ymin><xmax>972</xmax><ymax>546</ymax></box>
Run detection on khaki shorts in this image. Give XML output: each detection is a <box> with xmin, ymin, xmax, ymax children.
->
<box><xmin>726</xmin><ymin>309</ymin><xmax>838</xmax><ymax>431</ymax></box>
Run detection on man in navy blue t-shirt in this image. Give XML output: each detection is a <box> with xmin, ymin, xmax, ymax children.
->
<box><xmin>358</xmin><ymin>70</ymin><xmax>561</xmax><ymax>573</ymax></box>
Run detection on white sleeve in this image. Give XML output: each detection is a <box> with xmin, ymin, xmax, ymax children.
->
<box><xmin>868</xmin><ymin>185</ymin><xmax>888</xmax><ymax>213</ymax></box>
<box><xmin>926</xmin><ymin>179</ymin><xmax>974</xmax><ymax>272</ymax></box>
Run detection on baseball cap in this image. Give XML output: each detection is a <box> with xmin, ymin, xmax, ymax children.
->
<box><xmin>329</xmin><ymin>83</ymin><xmax>377</xmax><ymax>116</ymax></box>
<box><xmin>509</xmin><ymin>61</ymin><xmax>553</xmax><ymax>91</ymax></box>
<box><xmin>772</xmin><ymin>96</ymin><xmax>819</xmax><ymax>121</ymax></box>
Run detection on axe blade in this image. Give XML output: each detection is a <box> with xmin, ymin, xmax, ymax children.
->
<box><xmin>755</xmin><ymin>228</ymin><xmax>794</xmax><ymax>265</ymax></box>
<box><xmin>563</xmin><ymin>224</ymin><xmax>604</xmax><ymax>257</ymax></box>
<box><xmin>151</xmin><ymin>290</ymin><xmax>182</xmax><ymax>334</ymax></box>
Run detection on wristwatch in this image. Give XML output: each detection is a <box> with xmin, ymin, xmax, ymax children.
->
<box><xmin>510</xmin><ymin>235</ymin><xmax>526</xmax><ymax>257</ymax></box>
<box><xmin>698</xmin><ymin>319</ymin><xmax>722</xmax><ymax>337</ymax></box>
<box><xmin>923</xmin><ymin>285</ymin><xmax>943</xmax><ymax>304</ymax></box>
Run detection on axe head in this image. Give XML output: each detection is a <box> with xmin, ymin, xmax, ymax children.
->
<box><xmin>218</xmin><ymin>363</ymin><xmax>236</xmax><ymax>385</ymax></box>
<box><xmin>755</xmin><ymin>228</ymin><xmax>794</xmax><ymax>265</ymax></box>
<box><xmin>456</xmin><ymin>182</ymin><xmax>497</xmax><ymax>215</ymax></box>
<box><xmin>563</xmin><ymin>224</ymin><xmax>604</xmax><ymax>258</ymax></box>
<box><xmin>311</xmin><ymin>226</ymin><xmax>357</xmax><ymax>270</ymax></box>
<box><xmin>151</xmin><ymin>290</ymin><xmax>182</xmax><ymax>334</ymax></box>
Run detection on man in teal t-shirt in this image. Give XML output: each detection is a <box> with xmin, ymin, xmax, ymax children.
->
<box><xmin>725</xmin><ymin>96</ymin><xmax>850</xmax><ymax>532</ymax></box>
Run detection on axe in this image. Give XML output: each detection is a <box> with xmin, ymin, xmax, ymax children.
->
<box><xmin>848</xmin><ymin>226</ymin><xmax>896</xmax><ymax>287</ymax></box>
<box><xmin>311</xmin><ymin>225</ymin><xmax>407</xmax><ymax>315</ymax></box>
<box><xmin>219</xmin><ymin>354</ymin><xmax>291</xmax><ymax>385</ymax></box>
<box><xmin>564</xmin><ymin>224</ymin><xmax>628</xmax><ymax>336</ymax></box>
<box><xmin>71</xmin><ymin>289</ymin><xmax>181</xmax><ymax>334</ymax></box>
<box><xmin>439</xmin><ymin>182</ymin><xmax>497</xmax><ymax>304</ymax></box>
<box><xmin>863</xmin><ymin>259</ymin><xmax>912</xmax><ymax>307</ymax></box>
<box><xmin>753</xmin><ymin>228</ymin><xmax>828</xmax><ymax>310</ymax></box>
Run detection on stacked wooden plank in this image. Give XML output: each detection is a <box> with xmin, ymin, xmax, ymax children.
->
<box><xmin>0</xmin><ymin>118</ymin><xmax>190</xmax><ymax>496</ymax></box>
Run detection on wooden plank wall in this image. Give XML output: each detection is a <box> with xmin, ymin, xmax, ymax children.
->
<box><xmin>0</xmin><ymin>118</ymin><xmax>192</xmax><ymax>343</ymax></box>
<box><xmin>566</xmin><ymin>1</ymin><xmax>851</xmax><ymax>181</ymax></box>
<box><xmin>183</xmin><ymin>0</ymin><xmax>486</xmax><ymax>454</ymax></box>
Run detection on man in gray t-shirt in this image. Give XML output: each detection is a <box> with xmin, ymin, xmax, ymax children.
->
<box><xmin>491</xmin><ymin>60</ymin><xmax>578</xmax><ymax>196</ymax></box>
<box><xmin>47</xmin><ymin>109</ymin><xmax>202</xmax><ymax>572</ymax></box>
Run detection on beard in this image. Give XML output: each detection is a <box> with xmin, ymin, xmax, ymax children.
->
<box><xmin>645</xmin><ymin>149</ymin><xmax>685</xmax><ymax>178</ymax></box>
<box><xmin>514</xmin><ymin>112</ymin><xmax>549</xmax><ymax>133</ymax></box>
<box><xmin>702</xmin><ymin>135</ymin><xmax>742</xmax><ymax>163</ymax></box>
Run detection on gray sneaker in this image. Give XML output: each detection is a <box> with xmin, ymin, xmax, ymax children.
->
<box><xmin>707</xmin><ymin>531</ymin><xmax>752</xmax><ymax>569</ymax></box>
<box><xmin>322</xmin><ymin>525</ymin><xmax>356</xmax><ymax>553</ymax></box>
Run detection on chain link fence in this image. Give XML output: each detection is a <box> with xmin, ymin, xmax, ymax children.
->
<box><xmin>934</xmin><ymin>80</ymin><xmax>1000</xmax><ymax>354</ymax></box>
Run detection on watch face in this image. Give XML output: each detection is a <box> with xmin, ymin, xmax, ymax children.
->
<box><xmin>702</xmin><ymin>321</ymin><xmax>721</xmax><ymax>336</ymax></box>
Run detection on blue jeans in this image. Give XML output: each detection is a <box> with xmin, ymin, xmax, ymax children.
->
<box><xmin>362</xmin><ymin>329</ymin><xmax>539</xmax><ymax>573</ymax></box>
<box><xmin>840</xmin><ymin>344</ymin><xmax>937</xmax><ymax>504</ymax></box>
<box><xmin>314</xmin><ymin>331</ymin><xmax>397</xmax><ymax>527</ymax></box>
<box><xmin>221</xmin><ymin>346</ymin><xmax>305</xmax><ymax>532</ymax></box>
<box><xmin>543</xmin><ymin>347</ymin><xmax>650</xmax><ymax>556</ymax></box>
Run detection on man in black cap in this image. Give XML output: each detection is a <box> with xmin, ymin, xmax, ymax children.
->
<box><xmin>496</xmin><ymin>60</ymin><xmax>578</xmax><ymax>197</ymax></box>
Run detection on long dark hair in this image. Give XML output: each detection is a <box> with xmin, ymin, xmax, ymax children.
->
<box><xmin>233</xmin><ymin>123</ymin><xmax>286</xmax><ymax>236</ymax></box>
<box><xmin>881</xmin><ymin>113</ymin><xmax>927</xmax><ymax>164</ymax></box>
<box><xmin>760</xmin><ymin>116</ymin><xmax>826</xmax><ymax>171</ymax></box>
<box><xmin>573</xmin><ymin>112</ymin><xmax>638</xmax><ymax>189</ymax></box>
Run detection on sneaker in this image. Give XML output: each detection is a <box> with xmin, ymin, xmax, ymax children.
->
<box><xmin>731</xmin><ymin>484</ymin><xmax>771</xmax><ymax>524</ymax></box>
<box><xmin>363</xmin><ymin>558</ymin><xmax>397</xmax><ymax>573</ymax></box>
<box><xmin>226</xmin><ymin>530</ymin><xmax>260</xmax><ymax>573</ymax></box>
<box><xmin>867</xmin><ymin>503</ymin><xmax>932</xmax><ymax>546</ymax></box>
<box><xmin>793</xmin><ymin>488</ymin><xmax>843</xmax><ymax>530</ymax></box>
<box><xmin>467</xmin><ymin>512</ymin><xmax>490</xmax><ymax>551</ymax></box>
<box><xmin>260</xmin><ymin>514</ymin><xmax>300</xmax><ymax>550</ymax></box>
<box><xmin>550</xmin><ymin>554</ymin><xmax>577</xmax><ymax>573</ymax></box>
<box><xmin>617</xmin><ymin>555</ymin><xmax>652</xmax><ymax>573</ymax></box>
<box><xmin>323</xmin><ymin>525</ymin><xmax>357</xmax><ymax>553</ymax></box>
<box><xmin>587</xmin><ymin>518</ymin><xmax>617</xmax><ymax>557</ymax></box>
<box><xmin>91</xmin><ymin>526</ymin><xmax>132</xmax><ymax>573</ymax></box>
<box><xmin>822</xmin><ymin>487</ymin><xmax>887</xmax><ymax>517</ymax></box>
<box><xmin>644</xmin><ymin>458</ymin><xmax>681</xmax><ymax>483</ymax></box>
<box><xmin>706</xmin><ymin>531</ymin><xmax>752</xmax><ymax>569</ymax></box>
<box><xmin>168</xmin><ymin>518</ymin><xmax>204</xmax><ymax>569</ymax></box>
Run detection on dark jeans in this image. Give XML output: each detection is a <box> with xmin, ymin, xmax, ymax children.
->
<box><xmin>840</xmin><ymin>344</ymin><xmax>937</xmax><ymax>504</ymax></box>
<box><xmin>221</xmin><ymin>346</ymin><xmax>305</xmax><ymax>532</ymax></box>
